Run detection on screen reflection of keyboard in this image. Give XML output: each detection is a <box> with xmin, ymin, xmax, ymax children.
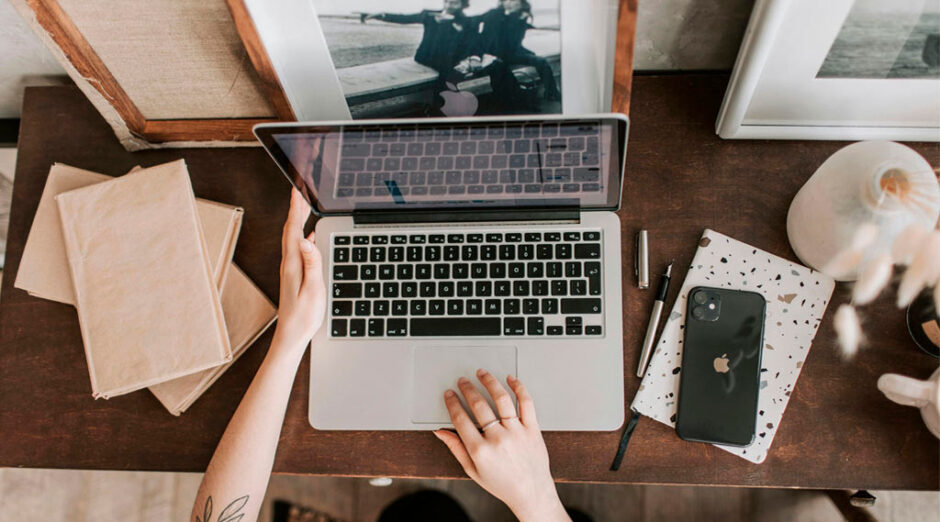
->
<box><xmin>329</xmin><ymin>231</ymin><xmax>604</xmax><ymax>338</ymax></box>
<box><xmin>335</xmin><ymin>122</ymin><xmax>603</xmax><ymax>198</ymax></box>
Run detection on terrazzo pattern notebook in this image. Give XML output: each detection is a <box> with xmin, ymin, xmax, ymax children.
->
<box><xmin>631</xmin><ymin>229</ymin><xmax>835</xmax><ymax>463</ymax></box>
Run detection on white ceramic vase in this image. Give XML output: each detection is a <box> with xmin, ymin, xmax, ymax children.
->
<box><xmin>787</xmin><ymin>141</ymin><xmax>940</xmax><ymax>281</ymax></box>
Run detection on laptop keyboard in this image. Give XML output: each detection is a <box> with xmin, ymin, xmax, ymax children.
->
<box><xmin>335</xmin><ymin>122</ymin><xmax>604</xmax><ymax>199</ymax></box>
<box><xmin>329</xmin><ymin>230</ymin><xmax>604</xmax><ymax>338</ymax></box>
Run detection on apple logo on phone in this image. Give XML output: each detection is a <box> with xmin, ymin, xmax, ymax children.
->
<box><xmin>713</xmin><ymin>354</ymin><xmax>730</xmax><ymax>374</ymax></box>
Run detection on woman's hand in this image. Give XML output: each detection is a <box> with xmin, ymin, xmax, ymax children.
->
<box><xmin>433</xmin><ymin>370</ymin><xmax>570</xmax><ymax>522</ymax></box>
<box><xmin>272</xmin><ymin>188</ymin><xmax>326</xmax><ymax>354</ymax></box>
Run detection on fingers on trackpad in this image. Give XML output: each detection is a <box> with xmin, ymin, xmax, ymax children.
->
<box><xmin>411</xmin><ymin>345</ymin><xmax>518</xmax><ymax>424</ymax></box>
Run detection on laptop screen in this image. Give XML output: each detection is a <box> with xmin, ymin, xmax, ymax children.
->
<box><xmin>255</xmin><ymin>115</ymin><xmax>627</xmax><ymax>216</ymax></box>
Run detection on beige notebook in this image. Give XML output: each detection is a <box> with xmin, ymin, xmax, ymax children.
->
<box><xmin>56</xmin><ymin>160</ymin><xmax>232</xmax><ymax>398</ymax></box>
<box><xmin>15</xmin><ymin>163</ymin><xmax>243</xmax><ymax>304</ymax></box>
<box><xmin>150</xmin><ymin>264</ymin><xmax>277</xmax><ymax>416</ymax></box>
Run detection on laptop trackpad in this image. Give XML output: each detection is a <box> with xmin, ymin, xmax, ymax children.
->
<box><xmin>411</xmin><ymin>345</ymin><xmax>518</xmax><ymax>424</ymax></box>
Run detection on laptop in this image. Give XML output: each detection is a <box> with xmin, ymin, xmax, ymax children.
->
<box><xmin>255</xmin><ymin>114</ymin><xmax>627</xmax><ymax>431</ymax></box>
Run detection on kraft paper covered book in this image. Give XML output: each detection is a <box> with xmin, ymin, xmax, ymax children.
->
<box><xmin>150</xmin><ymin>264</ymin><xmax>277</xmax><ymax>416</ymax></box>
<box><xmin>56</xmin><ymin>160</ymin><xmax>232</xmax><ymax>398</ymax></box>
<box><xmin>15</xmin><ymin>163</ymin><xmax>243</xmax><ymax>304</ymax></box>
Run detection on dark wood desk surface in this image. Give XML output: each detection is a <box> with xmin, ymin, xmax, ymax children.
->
<box><xmin>1</xmin><ymin>76</ymin><xmax>937</xmax><ymax>490</ymax></box>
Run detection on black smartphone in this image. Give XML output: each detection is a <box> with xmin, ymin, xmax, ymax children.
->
<box><xmin>676</xmin><ymin>286</ymin><xmax>766</xmax><ymax>447</ymax></box>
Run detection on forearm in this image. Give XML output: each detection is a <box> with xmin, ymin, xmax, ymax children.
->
<box><xmin>190</xmin><ymin>333</ymin><xmax>306</xmax><ymax>522</ymax></box>
<box><xmin>376</xmin><ymin>12</ymin><xmax>424</xmax><ymax>24</ymax></box>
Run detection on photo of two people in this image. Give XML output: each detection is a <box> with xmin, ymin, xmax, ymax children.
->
<box><xmin>314</xmin><ymin>0</ymin><xmax>562</xmax><ymax>118</ymax></box>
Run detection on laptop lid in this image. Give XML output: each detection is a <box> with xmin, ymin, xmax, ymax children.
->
<box><xmin>254</xmin><ymin>114</ymin><xmax>628</xmax><ymax>217</ymax></box>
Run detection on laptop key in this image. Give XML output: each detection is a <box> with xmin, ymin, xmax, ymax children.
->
<box><xmin>527</xmin><ymin>262</ymin><xmax>544</xmax><ymax>278</ymax></box>
<box><xmin>547</xmin><ymin>262</ymin><xmax>563</xmax><ymax>278</ymax></box>
<box><xmin>541</xmin><ymin>298</ymin><xmax>559</xmax><ymax>314</ymax></box>
<box><xmin>532</xmin><ymin>280</ymin><xmax>549</xmax><ymax>296</ymax></box>
<box><xmin>334</xmin><ymin>236</ymin><xmax>351</xmax><ymax>245</ymax></box>
<box><xmin>504</xmin><ymin>299</ymin><xmax>520</xmax><ymax>315</ymax></box>
<box><xmin>467</xmin><ymin>300</ymin><xmax>483</xmax><ymax>315</ymax></box>
<box><xmin>387</xmin><ymin>319</ymin><xmax>407</xmax><ymax>336</ymax></box>
<box><xmin>447</xmin><ymin>300</ymin><xmax>464</xmax><ymax>315</ymax></box>
<box><xmin>353</xmin><ymin>247</ymin><xmax>368</xmax><ymax>262</ymax></box>
<box><xmin>586</xmin><ymin>325</ymin><xmax>602</xmax><ymax>335</ymax></box>
<box><xmin>411</xmin><ymin>318</ymin><xmax>500</xmax><ymax>336</ymax></box>
<box><xmin>361</xmin><ymin>265</ymin><xmax>377</xmax><ymax>280</ymax></box>
<box><xmin>527</xmin><ymin>317</ymin><xmax>545</xmax><ymax>335</ymax></box>
<box><xmin>457</xmin><ymin>281</ymin><xmax>473</xmax><ymax>296</ymax></box>
<box><xmin>333</xmin><ymin>265</ymin><xmax>357</xmax><ymax>281</ymax></box>
<box><xmin>429</xmin><ymin>300</ymin><xmax>446</xmax><ymax>315</ymax></box>
<box><xmin>566</xmin><ymin>325</ymin><xmax>583</xmax><ymax>336</ymax></box>
<box><xmin>416</xmin><ymin>264</ymin><xmax>432</xmax><ymax>279</ymax></box>
<box><xmin>523</xmin><ymin>299</ymin><xmax>539</xmax><ymax>315</ymax></box>
<box><xmin>575</xmin><ymin>244</ymin><xmax>601</xmax><ymax>259</ymax></box>
<box><xmin>438</xmin><ymin>281</ymin><xmax>455</xmax><ymax>297</ymax></box>
<box><xmin>365</xmin><ymin>283</ymin><xmax>381</xmax><ymax>298</ymax></box>
<box><xmin>373</xmin><ymin>300</ymin><xmax>390</xmax><ymax>316</ymax></box>
<box><xmin>396</xmin><ymin>265</ymin><xmax>414</xmax><ymax>280</ymax></box>
<box><xmin>368</xmin><ymin>319</ymin><xmax>385</xmax><ymax>337</ymax></box>
<box><xmin>334</xmin><ymin>248</ymin><xmax>349</xmax><ymax>263</ymax></box>
<box><xmin>485</xmin><ymin>299</ymin><xmax>501</xmax><ymax>315</ymax></box>
<box><xmin>353</xmin><ymin>236</ymin><xmax>370</xmax><ymax>245</ymax></box>
<box><xmin>561</xmin><ymin>298</ymin><xmax>602</xmax><ymax>314</ymax></box>
<box><xmin>565</xmin><ymin>262</ymin><xmax>582</xmax><ymax>278</ymax></box>
<box><xmin>547</xmin><ymin>325</ymin><xmax>563</xmax><ymax>336</ymax></box>
<box><xmin>379</xmin><ymin>265</ymin><xmax>395</xmax><ymax>280</ymax></box>
<box><xmin>355</xmin><ymin>301</ymin><xmax>371</xmax><ymax>316</ymax></box>
<box><xmin>349</xmin><ymin>319</ymin><xmax>366</xmax><ymax>337</ymax></box>
<box><xmin>471</xmin><ymin>264</ymin><xmax>488</xmax><ymax>278</ymax></box>
<box><xmin>551</xmin><ymin>280</ymin><xmax>567</xmax><ymax>296</ymax></box>
<box><xmin>333</xmin><ymin>283</ymin><xmax>362</xmax><ymax>299</ymax></box>
<box><xmin>332</xmin><ymin>301</ymin><xmax>353</xmax><ymax>316</ymax></box>
<box><xmin>392</xmin><ymin>301</ymin><xmax>408</xmax><ymax>315</ymax></box>
<box><xmin>331</xmin><ymin>319</ymin><xmax>347</xmax><ymax>337</ymax></box>
<box><xmin>402</xmin><ymin>282</ymin><xmax>418</xmax><ymax>298</ymax></box>
<box><xmin>504</xmin><ymin>317</ymin><xmax>526</xmax><ymax>336</ymax></box>
<box><xmin>509</xmin><ymin>263</ymin><xmax>525</xmax><ymax>278</ymax></box>
<box><xmin>410</xmin><ymin>300</ymin><xmax>427</xmax><ymax>316</ymax></box>
<box><xmin>475</xmin><ymin>281</ymin><xmax>492</xmax><ymax>297</ymax></box>
<box><xmin>571</xmin><ymin>280</ymin><xmax>587</xmax><ymax>296</ymax></box>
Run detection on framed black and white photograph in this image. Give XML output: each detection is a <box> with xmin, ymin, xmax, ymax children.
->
<box><xmin>717</xmin><ymin>0</ymin><xmax>940</xmax><ymax>141</ymax></box>
<box><xmin>313</xmin><ymin>0</ymin><xmax>563</xmax><ymax>119</ymax></box>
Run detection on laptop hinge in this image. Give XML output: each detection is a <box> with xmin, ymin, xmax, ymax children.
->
<box><xmin>353</xmin><ymin>207</ymin><xmax>580</xmax><ymax>225</ymax></box>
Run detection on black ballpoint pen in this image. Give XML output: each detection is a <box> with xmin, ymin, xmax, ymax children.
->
<box><xmin>636</xmin><ymin>263</ymin><xmax>672</xmax><ymax>378</ymax></box>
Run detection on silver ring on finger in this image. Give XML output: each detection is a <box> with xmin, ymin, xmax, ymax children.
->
<box><xmin>500</xmin><ymin>415</ymin><xmax>518</xmax><ymax>422</ymax></box>
<box><xmin>481</xmin><ymin>419</ymin><xmax>500</xmax><ymax>432</ymax></box>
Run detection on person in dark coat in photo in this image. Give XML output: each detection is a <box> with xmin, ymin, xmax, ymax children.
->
<box><xmin>361</xmin><ymin>0</ymin><xmax>478</xmax><ymax>75</ymax></box>
<box><xmin>470</xmin><ymin>0</ymin><xmax>561</xmax><ymax>101</ymax></box>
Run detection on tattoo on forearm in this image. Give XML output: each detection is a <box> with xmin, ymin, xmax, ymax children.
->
<box><xmin>195</xmin><ymin>495</ymin><xmax>250</xmax><ymax>522</ymax></box>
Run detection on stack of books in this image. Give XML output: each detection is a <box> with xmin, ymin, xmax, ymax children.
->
<box><xmin>14</xmin><ymin>160</ymin><xmax>277</xmax><ymax>415</ymax></box>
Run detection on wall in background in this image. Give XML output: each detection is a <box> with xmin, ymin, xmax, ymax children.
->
<box><xmin>0</xmin><ymin>0</ymin><xmax>66</xmax><ymax>119</ymax></box>
<box><xmin>0</xmin><ymin>0</ymin><xmax>756</xmax><ymax>117</ymax></box>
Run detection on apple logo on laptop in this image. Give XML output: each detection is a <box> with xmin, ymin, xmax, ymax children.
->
<box><xmin>440</xmin><ymin>82</ymin><xmax>478</xmax><ymax>117</ymax></box>
<box><xmin>713</xmin><ymin>354</ymin><xmax>730</xmax><ymax>374</ymax></box>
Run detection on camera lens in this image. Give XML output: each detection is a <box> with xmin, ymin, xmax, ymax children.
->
<box><xmin>692</xmin><ymin>306</ymin><xmax>706</xmax><ymax>320</ymax></box>
<box><xmin>693</xmin><ymin>291</ymin><xmax>708</xmax><ymax>305</ymax></box>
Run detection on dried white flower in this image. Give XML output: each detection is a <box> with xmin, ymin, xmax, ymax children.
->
<box><xmin>891</xmin><ymin>223</ymin><xmax>930</xmax><ymax>265</ymax></box>
<box><xmin>897</xmin><ymin>231</ymin><xmax>940</xmax><ymax>308</ymax></box>
<box><xmin>834</xmin><ymin>304</ymin><xmax>863</xmax><ymax>359</ymax></box>
<box><xmin>852</xmin><ymin>254</ymin><xmax>893</xmax><ymax>305</ymax></box>
<box><xmin>823</xmin><ymin>223</ymin><xmax>881</xmax><ymax>279</ymax></box>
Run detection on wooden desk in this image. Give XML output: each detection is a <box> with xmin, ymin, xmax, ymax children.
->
<box><xmin>1</xmin><ymin>75</ymin><xmax>937</xmax><ymax>490</ymax></box>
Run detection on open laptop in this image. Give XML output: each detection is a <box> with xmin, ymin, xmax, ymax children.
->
<box><xmin>255</xmin><ymin>114</ymin><xmax>627</xmax><ymax>431</ymax></box>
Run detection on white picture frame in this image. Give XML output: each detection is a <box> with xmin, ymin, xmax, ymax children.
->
<box><xmin>717</xmin><ymin>0</ymin><xmax>940</xmax><ymax>141</ymax></box>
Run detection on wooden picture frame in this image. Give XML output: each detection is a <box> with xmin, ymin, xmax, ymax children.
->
<box><xmin>13</xmin><ymin>0</ymin><xmax>296</xmax><ymax>148</ymax></box>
